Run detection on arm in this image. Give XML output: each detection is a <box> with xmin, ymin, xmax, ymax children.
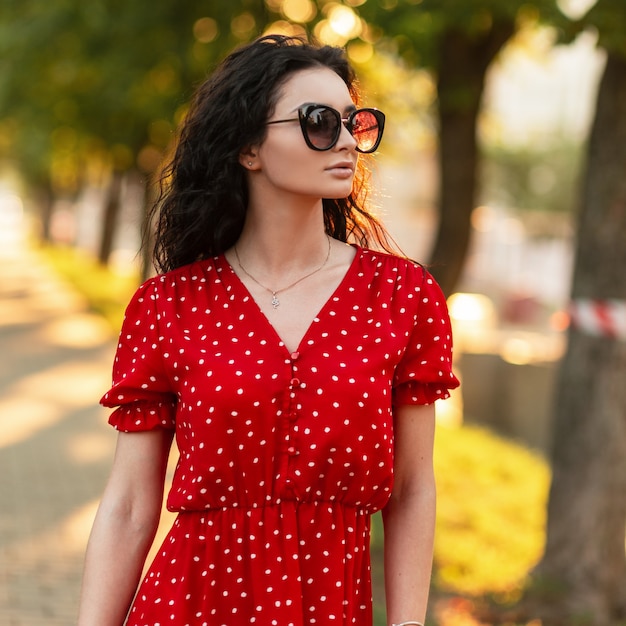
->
<box><xmin>78</xmin><ymin>428</ymin><xmax>174</xmax><ymax>626</ymax></box>
<box><xmin>382</xmin><ymin>403</ymin><xmax>437</xmax><ymax>626</ymax></box>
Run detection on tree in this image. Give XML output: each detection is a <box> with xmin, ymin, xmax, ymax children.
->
<box><xmin>1</xmin><ymin>0</ymin><xmax>571</xmax><ymax>289</ymax></box>
<box><xmin>0</xmin><ymin>0</ymin><xmax>272</xmax><ymax>266</ymax></box>
<box><xmin>533</xmin><ymin>1</ymin><xmax>626</xmax><ymax>623</ymax></box>
<box><xmin>346</xmin><ymin>0</ymin><xmax>571</xmax><ymax>295</ymax></box>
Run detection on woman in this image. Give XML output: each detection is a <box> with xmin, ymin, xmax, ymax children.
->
<box><xmin>78</xmin><ymin>34</ymin><xmax>459</xmax><ymax>626</ymax></box>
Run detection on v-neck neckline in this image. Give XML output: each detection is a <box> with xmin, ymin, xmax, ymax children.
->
<box><xmin>219</xmin><ymin>245</ymin><xmax>363</xmax><ymax>356</ymax></box>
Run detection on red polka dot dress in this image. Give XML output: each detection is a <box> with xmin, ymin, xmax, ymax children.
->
<box><xmin>101</xmin><ymin>246</ymin><xmax>459</xmax><ymax>626</ymax></box>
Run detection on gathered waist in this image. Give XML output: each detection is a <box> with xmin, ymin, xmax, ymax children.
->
<box><xmin>170</xmin><ymin>497</ymin><xmax>379</xmax><ymax>516</ymax></box>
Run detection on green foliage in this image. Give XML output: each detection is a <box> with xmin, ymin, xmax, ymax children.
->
<box><xmin>353</xmin><ymin>0</ymin><xmax>572</xmax><ymax>69</ymax></box>
<box><xmin>41</xmin><ymin>245</ymin><xmax>139</xmax><ymax>329</ymax></box>
<box><xmin>0</xmin><ymin>0</ymin><xmax>272</xmax><ymax>188</ymax></box>
<box><xmin>0</xmin><ymin>0</ymin><xmax>577</xmax><ymax>192</ymax></box>
<box><xmin>583</xmin><ymin>0</ymin><xmax>626</xmax><ymax>57</ymax></box>
<box><xmin>482</xmin><ymin>139</ymin><xmax>585</xmax><ymax>213</ymax></box>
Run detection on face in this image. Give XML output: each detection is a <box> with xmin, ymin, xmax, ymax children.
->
<box><xmin>246</xmin><ymin>67</ymin><xmax>360</xmax><ymax>203</ymax></box>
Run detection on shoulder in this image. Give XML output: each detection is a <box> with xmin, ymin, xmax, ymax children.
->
<box><xmin>126</xmin><ymin>258</ymin><xmax>220</xmax><ymax>309</ymax></box>
<box><xmin>355</xmin><ymin>247</ymin><xmax>446</xmax><ymax>306</ymax></box>
<box><xmin>141</xmin><ymin>258</ymin><xmax>221</xmax><ymax>292</ymax></box>
<box><xmin>357</xmin><ymin>247</ymin><xmax>427</xmax><ymax>285</ymax></box>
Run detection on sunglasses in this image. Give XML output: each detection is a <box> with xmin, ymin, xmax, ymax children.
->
<box><xmin>266</xmin><ymin>104</ymin><xmax>385</xmax><ymax>153</ymax></box>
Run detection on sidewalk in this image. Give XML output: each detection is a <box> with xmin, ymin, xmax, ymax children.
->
<box><xmin>0</xmin><ymin>222</ymin><xmax>118</xmax><ymax>624</ymax></box>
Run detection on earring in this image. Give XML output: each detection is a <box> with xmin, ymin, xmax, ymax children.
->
<box><xmin>248</xmin><ymin>161</ymin><xmax>253</xmax><ymax>167</ymax></box>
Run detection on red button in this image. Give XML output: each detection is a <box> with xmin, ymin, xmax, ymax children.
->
<box><xmin>287</xmin><ymin>446</ymin><xmax>297</xmax><ymax>455</ymax></box>
<box><xmin>290</xmin><ymin>377</ymin><xmax>300</xmax><ymax>387</ymax></box>
<box><xmin>290</xmin><ymin>351</ymin><xmax>300</xmax><ymax>361</ymax></box>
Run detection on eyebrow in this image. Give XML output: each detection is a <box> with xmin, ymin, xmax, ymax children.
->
<box><xmin>291</xmin><ymin>102</ymin><xmax>358</xmax><ymax>114</ymax></box>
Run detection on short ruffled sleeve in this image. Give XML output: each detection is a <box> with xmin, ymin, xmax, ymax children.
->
<box><xmin>100</xmin><ymin>278</ymin><xmax>176</xmax><ymax>432</ymax></box>
<box><xmin>392</xmin><ymin>268</ymin><xmax>460</xmax><ymax>406</ymax></box>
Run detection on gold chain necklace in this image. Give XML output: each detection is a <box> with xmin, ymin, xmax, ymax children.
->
<box><xmin>234</xmin><ymin>235</ymin><xmax>331</xmax><ymax>309</ymax></box>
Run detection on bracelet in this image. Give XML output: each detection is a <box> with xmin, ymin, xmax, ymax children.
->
<box><xmin>392</xmin><ymin>622</ymin><xmax>424</xmax><ymax>626</ymax></box>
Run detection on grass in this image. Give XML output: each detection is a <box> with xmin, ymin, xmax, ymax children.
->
<box><xmin>40</xmin><ymin>244</ymin><xmax>140</xmax><ymax>330</ymax></box>
<box><xmin>42</xmin><ymin>245</ymin><xmax>551</xmax><ymax>626</ymax></box>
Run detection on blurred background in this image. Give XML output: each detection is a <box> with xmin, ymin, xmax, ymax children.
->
<box><xmin>1</xmin><ymin>0</ymin><xmax>625</xmax><ymax>624</ymax></box>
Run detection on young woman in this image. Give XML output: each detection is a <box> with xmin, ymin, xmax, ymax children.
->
<box><xmin>78</xmin><ymin>34</ymin><xmax>459</xmax><ymax>626</ymax></box>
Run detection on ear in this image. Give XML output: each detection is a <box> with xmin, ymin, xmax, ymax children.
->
<box><xmin>239</xmin><ymin>146</ymin><xmax>259</xmax><ymax>171</ymax></box>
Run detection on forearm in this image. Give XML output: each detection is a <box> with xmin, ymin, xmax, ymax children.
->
<box><xmin>78</xmin><ymin>429</ymin><xmax>172</xmax><ymax>626</ymax></box>
<box><xmin>78</xmin><ymin>499</ymin><xmax>161</xmax><ymax>626</ymax></box>
<box><xmin>382</xmin><ymin>477</ymin><xmax>436</xmax><ymax>626</ymax></box>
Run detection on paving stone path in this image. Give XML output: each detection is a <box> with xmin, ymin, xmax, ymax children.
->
<box><xmin>0</xmin><ymin>226</ymin><xmax>120</xmax><ymax>624</ymax></box>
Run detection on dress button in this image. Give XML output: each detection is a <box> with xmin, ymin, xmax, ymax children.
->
<box><xmin>287</xmin><ymin>446</ymin><xmax>297</xmax><ymax>456</ymax></box>
<box><xmin>290</xmin><ymin>377</ymin><xmax>301</xmax><ymax>387</ymax></box>
<box><xmin>290</xmin><ymin>351</ymin><xmax>300</xmax><ymax>361</ymax></box>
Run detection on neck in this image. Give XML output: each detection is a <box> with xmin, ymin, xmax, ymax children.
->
<box><xmin>235</xmin><ymin>198</ymin><xmax>328</xmax><ymax>274</ymax></box>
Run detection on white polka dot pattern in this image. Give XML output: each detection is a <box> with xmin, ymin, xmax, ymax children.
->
<box><xmin>100</xmin><ymin>247</ymin><xmax>459</xmax><ymax>625</ymax></box>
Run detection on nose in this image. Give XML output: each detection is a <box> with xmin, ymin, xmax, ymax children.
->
<box><xmin>336</xmin><ymin>120</ymin><xmax>358</xmax><ymax>151</ymax></box>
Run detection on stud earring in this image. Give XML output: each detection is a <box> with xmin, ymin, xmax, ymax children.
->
<box><xmin>248</xmin><ymin>161</ymin><xmax>253</xmax><ymax>167</ymax></box>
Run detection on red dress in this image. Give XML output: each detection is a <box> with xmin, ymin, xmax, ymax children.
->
<box><xmin>101</xmin><ymin>246</ymin><xmax>459</xmax><ymax>626</ymax></box>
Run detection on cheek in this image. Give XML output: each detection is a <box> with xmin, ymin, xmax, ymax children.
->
<box><xmin>261</xmin><ymin>142</ymin><xmax>317</xmax><ymax>183</ymax></box>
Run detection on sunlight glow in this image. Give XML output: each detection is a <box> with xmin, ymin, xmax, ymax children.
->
<box><xmin>347</xmin><ymin>41</ymin><xmax>374</xmax><ymax>64</ymax></box>
<box><xmin>42</xmin><ymin>312</ymin><xmax>111</xmax><ymax>349</ymax></box>
<box><xmin>557</xmin><ymin>0</ymin><xmax>597</xmax><ymax>18</ymax></box>
<box><xmin>263</xmin><ymin>20</ymin><xmax>307</xmax><ymax>38</ymax></box>
<box><xmin>0</xmin><ymin>194</ymin><xmax>24</xmax><ymax>253</ymax></box>
<box><xmin>448</xmin><ymin>293</ymin><xmax>495</xmax><ymax>324</ymax></box>
<box><xmin>66</xmin><ymin>432</ymin><xmax>114</xmax><ymax>464</ymax></box>
<box><xmin>9</xmin><ymin>500</ymin><xmax>101</xmax><ymax>558</ymax></box>
<box><xmin>0</xmin><ymin>360</ymin><xmax>111</xmax><ymax>448</ymax></box>
<box><xmin>327</xmin><ymin>4</ymin><xmax>362</xmax><ymax>39</ymax></box>
<box><xmin>436</xmin><ymin>386</ymin><xmax>464</xmax><ymax>428</ymax></box>
<box><xmin>0</xmin><ymin>396</ymin><xmax>64</xmax><ymax>448</ymax></box>
<box><xmin>500</xmin><ymin>337</ymin><xmax>534</xmax><ymax>365</ymax></box>
<box><xmin>448</xmin><ymin>293</ymin><xmax>498</xmax><ymax>355</ymax></box>
<box><xmin>281</xmin><ymin>0</ymin><xmax>317</xmax><ymax>23</ymax></box>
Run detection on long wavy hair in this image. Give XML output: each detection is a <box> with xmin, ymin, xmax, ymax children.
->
<box><xmin>150</xmin><ymin>34</ymin><xmax>398</xmax><ymax>273</ymax></box>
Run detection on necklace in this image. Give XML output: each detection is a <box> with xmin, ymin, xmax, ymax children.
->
<box><xmin>234</xmin><ymin>235</ymin><xmax>331</xmax><ymax>309</ymax></box>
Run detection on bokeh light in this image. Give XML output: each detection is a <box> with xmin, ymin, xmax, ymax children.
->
<box><xmin>231</xmin><ymin>12</ymin><xmax>257</xmax><ymax>39</ymax></box>
<box><xmin>347</xmin><ymin>41</ymin><xmax>374</xmax><ymax>64</ymax></box>
<box><xmin>314</xmin><ymin>4</ymin><xmax>363</xmax><ymax>46</ymax></box>
<box><xmin>193</xmin><ymin>17</ymin><xmax>219</xmax><ymax>43</ymax></box>
<box><xmin>281</xmin><ymin>0</ymin><xmax>317</xmax><ymax>23</ymax></box>
<box><xmin>327</xmin><ymin>4</ymin><xmax>362</xmax><ymax>39</ymax></box>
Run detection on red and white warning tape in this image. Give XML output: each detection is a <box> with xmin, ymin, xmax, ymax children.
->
<box><xmin>569</xmin><ymin>299</ymin><xmax>626</xmax><ymax>340</ymax></box>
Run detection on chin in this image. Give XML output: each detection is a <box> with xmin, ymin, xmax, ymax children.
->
<box><xmin>322</xmin><ymin>193</ymin><xmax>351</xmax><ymax>201</ymax></box>
<box><xmin>323</xmin><ymin>184</ymin><xmax>355</xmax><ymax>200</ymax></box>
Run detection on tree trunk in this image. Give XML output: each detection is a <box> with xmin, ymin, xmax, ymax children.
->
<box><xmin>534</xmin><ymin>51</ymin><xmax>626</xmax><ymax>625</ymax></box>
<box><xmin>429</xmin><ymin>22</ymin><xmax>514</xmax><ymax>296</ymax></box>
<box><xmin>37</xmin><ymin>178</ymin><xmax>54</xmax><ymax>243</ymax></box>
<box><xmin>98</xmin><ymin>169</ymin><xmax>124</xmax><ymax>265</ymax></box>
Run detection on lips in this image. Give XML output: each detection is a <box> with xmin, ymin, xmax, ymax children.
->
<box><xmin>326</xmin><ymin>161</ymin><xmax>355</xmax><ymax>172</ymax></box>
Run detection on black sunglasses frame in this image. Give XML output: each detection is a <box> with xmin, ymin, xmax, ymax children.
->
<box><xmin>266</xmin><ymin>104</ymin><xmax>385</xmax><ymax>154</ymax></box>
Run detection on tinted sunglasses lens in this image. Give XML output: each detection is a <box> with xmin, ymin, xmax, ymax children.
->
<box><xmin>351</xmin><ymin>110</ymin><xmax>382</xmax><ymax>153</ymax></box>
<box><xmin>304</xmin><ymin>107</ymin><xmax>340</xmax><ymax>149</ymax></box>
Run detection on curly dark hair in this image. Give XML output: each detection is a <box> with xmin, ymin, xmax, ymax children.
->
<box><xmin>150</xmin><ymin>34</ymin><xmax>397</xmax><ymax>273</ymax></box>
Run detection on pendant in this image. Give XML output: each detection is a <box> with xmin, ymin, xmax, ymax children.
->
<box><xmin>271</xmin><ymin>293</ymin><xmax>280</xmax><ymax>309</ymax></box>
